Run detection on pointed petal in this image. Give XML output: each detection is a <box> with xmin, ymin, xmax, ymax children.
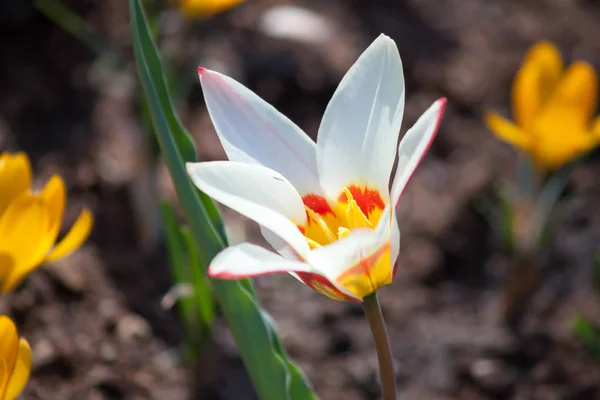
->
<box><xmin>0</xmin><ymin>358</ymin><xmax>7</xmax><ymax>400</ymax></box>
<box><xmin>391</xmin><ymin>98</ymin><xmax>446</xmax><ymax>207</ymax></box>
<box><xmin>198</xmin><ymin>67</ymin><xmax>320</xmax><ymax>195</ymax></box>
<box><xmin>187</xmin><ymin>161</ymin><xmax>310</xmax><ymax>258</ymax></box>
<box><xmin>0</xmin><ymin>153</ymin><xmax>32</xmax><ymax>215</ymax></box>
<box><xmin>485</xmin><ymin>111</ymin><xmax>533</xmax><ymax>151</ymax></box>
<box><xmin>538</xmin><ymin>61</ymin><xmax>598</xmax><ymax>129</ymax></box>
<box><xmin>5</xmin><ymin>338</ymin><xmax>31</xmax><ymax>400</ymax></box>
<box><xmin>259</xmin><ymin>226</ymin><xmax>299</xmax><ymax>259</ymax></box>
<box><xmin>43</xmin><ymin>209</ymin><xmax>93</xmax><ymax>264</ymax></box>
<box><xmin>513</xmin><ymin>41</ymin><xmax>563</xmax><ymax>130</ymax></box>
<box><xmin>181</xmin><ymin>0</ymin><xmax>246</xmax><ymax>18</ymax></box>
<box><xmin>39</xmin><ymin>175</ymin><xmax>66</xmax><ymax>241</ymax></box>
<box><xmin>592</xmin><ymin>116</ymin><xmax>600</xmax><ymax>136</ymax></box>
<box><xmin>0</xmin><ymin>195</ymin><xmax>51</xmax><ymax>292</ymax></box>
<box><xmin>0</xmin><ymin>316</ymin><xmax>18</xmax><ymax>392</ymax></box>
<box><xmin>0</xmin><ymin>254</ymin><xmax>12</xmax><ymax>283</ymax></box>
<box><xmin>317</xmin><ymin>34</ymin><xmax>405</xmax><ymax>200</ymax></box>
<box><xmin>208</xmin><ymin>243</ymin><xmax>315</xmax><ymax>279</ymax></box>
<box><xmin>390</xmin><ymin>209</ymin><xmax>401</xmax><ymax>278</ymax></box>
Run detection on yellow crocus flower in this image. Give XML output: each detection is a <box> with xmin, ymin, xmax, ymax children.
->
<box><xmin>0</xmin><ymin>316</ymin><xmax>31</xmax><ymax>400</ymax></box>
<box><xmin>175</xmin><ymin>0</ymin><xmax>246</xmax><ymax>19</ymax></box>
<box><xmin>0</xmin><ymin>152</ymin><xmax>93</xmax><ymax>293</ymax></box>
<box><xmin>486</xmin><ymin>41</ymin><xmax>600</xmax><ymax>171</ymax></box>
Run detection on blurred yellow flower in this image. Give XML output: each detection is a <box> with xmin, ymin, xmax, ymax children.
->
<box><xmin>0</xmin><ymin>152</ymin><xmax>93</xmax><ymax>293</ymax></box>
<box><xmin>0</xmin><ymin>316</ymin><xmax>31</xmax><ymax>400</ymax></box>
<box><xmin>176</xmin><ymin>0</ymin><xmax>246</xmax><ymax>18</ymax></box>
<box><xmin>486</xmin><ymin>41</ymin><xmax>600</xmax><ymax>171</ymax></box>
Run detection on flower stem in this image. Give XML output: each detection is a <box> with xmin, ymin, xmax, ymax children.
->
<box><xmin>363</xmin><ymin>292</ymin><xmax>396</xmax><ymax>400</ymax></box>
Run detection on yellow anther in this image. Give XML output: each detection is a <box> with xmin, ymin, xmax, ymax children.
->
<box><xmin>343</xmin><ymin>188</ymin><xmax>372</xmax><ymax>230</ymax></box>
<box><xmin>337</xmin><ymin>226</ymin><xmax>351</xmax><ymax>239</ymax></box>
<box><xmin>304</xmin><ymin>205</ymin><xmax>337</xmax><ymax>243</ymax></box>
<box><xmin>306</xmin><ymin>237</ymin><xmax>322</xmax><ymax>249</ymax></box>
<box><xmin>343</xmin><ymin>187</ymin><xmax>354</xmax><ymax>202</ymax></box>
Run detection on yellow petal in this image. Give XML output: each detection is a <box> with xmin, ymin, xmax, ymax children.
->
<box><xmin>180</xmin><ymin>0</ymin><xmax>246</xmax><ymax>18</ymax></box>
<box><xmin>539</xmin><ymin>61</ymin><xmax>598</xmax><ymax>129</ymax></box>
<box><xmin>0</xmin><ymin>358</ymin><xmax>8</xmax><ymax>400</ymax></box>
<box><xmin>39</xmin><ymin>175</ymin><xmax>66</xmax><ymax>242</ymax></box>
<box><xmin>0</xmin><ymin>317</ymin><xmax>19</xmax><ymax>387</ymax></box>
<box><xmin>44</xmin><ymin>209</ymin><xmax>93</xmax><ymax>263</ymax></box>
<box><xmin>530</xmin><ymin>112</ymin><xmax>596</xmax><ymax>170</ymax></box>
<box><xmin>0</xmin><ymin>153</ymin><xmax>32</xmax><ymax>216</ymax></box>
<box><xmin>485</xmin><ymin>111</ymin><xmax>533</xmax><ymax>151</ymax></box>
<box><xmin>528</xmin><ymin>62</ymin><xmax>600</xmax><ymax>170</ymax></box>
<box><xmin>0</xmin><ymin>254</ymin><xmax>13</xmax><ymax>282</ymax></box>
<box><xmin>336</xmin><ymin>242</ymin><xmax>392</xmax><ymax>299</ymax></box>
<box><xmin>0</xmin><ymin>195</ymin><xmax>51</xmax><ymax>292</ymax></box>
<box><xmin>592</xmin><ymin>116</ymin><xmax>600</xmax><ymax>136</ymax></box>
<box><xmin>5</xmin><ymin>338</ymin><xmax>31</xmax><ymax>400</ymax></box>
<box><xmin>512</xmin><ymin>41</ymin><xmax>563</xmax><ymax>130</ymax></box>
<box><xmin>531</xmin><ymin>137</ymin><xmax>593</xmax><ymax>170</ymax></box>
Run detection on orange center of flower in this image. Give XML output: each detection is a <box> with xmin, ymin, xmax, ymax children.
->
<box><xmin>296</xmin><ymin>185</ymin><xmax>392</xmax><ymax>301</ymax></box>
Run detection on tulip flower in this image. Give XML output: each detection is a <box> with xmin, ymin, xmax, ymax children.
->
<box><xmin>175</xmin><ymin>0</ymin><xmax>245</xmax><ymax>18</ymax></box>
<box><xmin>0</xmin><ymin>152</ymin><xmax>93</xmax><ymax>292</ymax></box>
<box><xmin>187</xmin><ymin>34</ymin><xmax>446</xmax><ymax>302</ymax></box>
<box><xmin>0</xmin><ymin>316</ymin><xmax>31</xmax><ymax>400</ymax></box>
<box><xmin>486</xmin><ymin>41</ymin><xmax>600</xmax><ymax>171</ymax></box>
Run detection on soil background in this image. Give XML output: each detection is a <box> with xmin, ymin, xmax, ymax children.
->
<box><xmin>1</xmin><ymin>0</ymin><xmax>600</xmax><ymax>399</ymax></box>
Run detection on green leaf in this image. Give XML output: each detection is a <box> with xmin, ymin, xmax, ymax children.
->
<box><xmin>573</xmin><ymin>316</ymin><xmax>600</xmax><ymax>363</ymax></box>
<box><xmin>515</xmin><ymin>151</ymin><xmax>536</xmax><ymax>199</ymax></box>
<box><xmin>471</xmin><ymin>185</ymin><xmax>514</xmax><ymax>252</ymax></box>
<box><xmin>35</xmin><ymin>0</ymin><xmax>124</xmax><ymax>68</ymax></box>
<box><xmin>180</xmin><ymin>226</ymin><xmax>215</xmax><ymax>326</ymax></box>
<box><xmin>161</xmin><ymin>200</ymin><xmax>212</xmax><ymax>357</ymax></box>
<box><xmin>530</xmin><ymin>158</ymin><xmax>579</xmax><ymax>246</ymax></box>
<box><xmin>130</xmin><ymin>1</ymin><xmax>317</xmax><ymax>398</ymax></box>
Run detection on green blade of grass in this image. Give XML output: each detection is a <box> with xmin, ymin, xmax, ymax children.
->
<box><xmin>161</xmin><ymin>200</ymin><xmax>210</xmax><ymax>358</ymax></box>
<box><xmin>573</xmin><ymin>316</ymin><xmax>600</xmax><ymax>363</ymax></box>
<box><xmin>130</xmin><ymin>1</ymin><xmax>317</xmax><ymax>398</ymax></box>
<box><xmin>180</xmin><ymin>226</ymin><xmax>215</xmax><ymax>327</ymax></box>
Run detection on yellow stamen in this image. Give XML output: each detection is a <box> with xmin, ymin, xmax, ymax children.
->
<box><xmin>297</xmin><ymin>187</ymin><xmax>391</xmax><ymax>300</ymax></box>
<box><xmin>306</xmin><ymin>237</ymin><xmax>322</xmax><ymax>249</ymax></box>
<box><xmin>304</xmin><ymin>205</ymin><xmax>337</xmax><ymax>244</ymax></box>
<box><xmin>343</xmin><ymin>188</ymin><xmax>372</xmax><ymax>230</ymax></box>
<box><xmin>337</xmin><ymin>226</ymin><xmax>351</xmax><ymax>239</ymax></box>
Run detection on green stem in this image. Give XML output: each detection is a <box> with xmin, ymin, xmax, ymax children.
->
<box><xmin>363</xmin><ymin>292</ymin><xmax>396</xmax><ymax>400</ymax></box>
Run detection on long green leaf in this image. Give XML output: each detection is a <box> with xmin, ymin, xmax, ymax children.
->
<box><xmin>130</xmin><ymin>1</ymin><xmax>317</xmax><ymax>398</ymax></box>
<box><xmin>161</xmin><ymin>200</ymin><xmax>211</xmax><ymax>357</ymax></box>
<box><xmin>530</xmin><ymin>158</ymin><xmax>580</xmax><ymax>246</ymax></box>
<box><xmin>180</xmin><ymin>226</ymin><xmax>215</xmax><ymax>326</ymax></box>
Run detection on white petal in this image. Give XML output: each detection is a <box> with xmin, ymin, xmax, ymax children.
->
<box><xmin>317</xmin><ymin>34</ymin><xmax>405</xmax><ymax>200</ymax></box>
<box><xmin>186</xmin><ymin>161</ymin><xmax>310</xmax><ymax>259</ymax></box>
<box><xmin>198</xmin><ymin>68</ymin><xmax>320</xmax><ymax>195</ymax></box>
<box><xmin>260</xmin><ymin>226</ymin><xmax>302</xmax><ymax>260</ymax></box>
<box><xmin>208</xmin><ymin>243</ymin><xmax>315</xmax><ymax>279</ymax></box>
<box><xmin>390</xmin><ymin>209</ymin><xmax>401</xmax><ymax>277</ymax></box>
<box><xmin>391</xmin><ymin>98</ymin><xmax>446</xmax><ymax>207</ymax></box>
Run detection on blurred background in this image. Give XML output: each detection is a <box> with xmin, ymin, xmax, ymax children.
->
<box><xmin>2</xmin><ymin>0</ymin><xmax>600</xmax><ymax>399</ymax></box>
